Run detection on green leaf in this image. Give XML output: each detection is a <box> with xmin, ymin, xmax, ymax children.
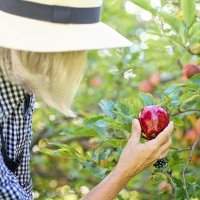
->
<box><xmin>139</xmin><ymin>93</ymin><xmax>155</xmax><ymax>106</ymax></box>
<box><xmin>180</xmin><ymin>94</ymin><xmax>200</xmax><ymax>110</ymax></box>
<box><xmin>103</xmin><ymin>138</ymin><xmax>125</xmax><ymax>148</ymax></box>
<box><xmin>189</xmin><ymin>22</ymin><xmax>200</xmax><ymax>36</ymax></box>
<box><xmin>158</xmin><ymin>12</ymin><xmax>182</xmax><ymax>33</ymax></box>
<box><xmin>181</xmin><ymin>0</ymin><xmax>196</xmax><ymax>27</ymax></box>
<box><xmin>190</xmin><ymin>74</ymin><xmax>200</xmax><ymax>87</ymax></box>
<box><xmin>131</xmin><ymin>0</ymin><xmax>156</xmax><ymax>14</ymax></box>
<box><xmin>164</xmin><ymin>85</ymin><xmax>181</xmax><ymax>96</ymax></box>
<box><xmin>99</xmin><ymin>100</ymin><xmax>115</xmax><ymax>118</ymax></box>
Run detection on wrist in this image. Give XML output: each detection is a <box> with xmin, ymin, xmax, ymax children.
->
<box><xmin>112</xmin><ymin>166</ymin><xmax>134</xmax><ymax>184</ymax></box>
<box><xmin>115</xmin><ymin>159</ymin><xmax>140</xmax><ymax>178</ymax></box>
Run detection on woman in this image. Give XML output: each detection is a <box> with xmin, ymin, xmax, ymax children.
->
<box><xmin>0</xmin><ymin>0</ymin><xmax>173</xmax><ymax>199</ymax></box>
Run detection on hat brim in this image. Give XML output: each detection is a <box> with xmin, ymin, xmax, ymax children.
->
<box><xmin>0</xmin><ymin>11</ymin><xmax>132</xmax><ymax>52</ymax></box>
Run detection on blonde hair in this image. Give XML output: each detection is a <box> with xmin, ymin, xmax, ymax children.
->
<box><xmin>0</xmin><ymin>48</ymin><xmax>87</xmax><ymax>117</ymax></box>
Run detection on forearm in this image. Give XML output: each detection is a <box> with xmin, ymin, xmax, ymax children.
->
<box><xmin>83</xmin><ymin>167</ymin><xmax>132</xmax><ymax>200</ymax></box>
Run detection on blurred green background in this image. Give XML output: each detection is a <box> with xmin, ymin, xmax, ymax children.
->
<box><xmin>31</xmin><ymin>0</ymin><xmax>200</xmax><ymax>199</ymax></box>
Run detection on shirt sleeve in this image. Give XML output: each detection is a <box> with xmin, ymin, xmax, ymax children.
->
<box><xmin>0</xmin><ymin>153</ymin><xmax>30</xmax><ymax>200</ymax></box>
<box><xmin>0</xmin><ymin>75</ymin><xmax>32</xmax><ymax>199</ymax></box>
<box><xmin>0</xmin><ymin>90</ymin><xmax>28</xmax><ymax>200</ymax></box>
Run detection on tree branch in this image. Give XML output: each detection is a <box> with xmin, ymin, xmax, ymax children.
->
<box><xmin>172</xmin><ymin>109</ymin><xmax>200</xmax><ymax>116</ymax></box>
<box><xmin>170</xmin><ymin>147</ymin><xmax>191</xmax><ymax>153</ymax></box>
<box><xmin>182</xmin><ymin>137</ymin><xmax>200</xmax><ymax>199</ymax></box>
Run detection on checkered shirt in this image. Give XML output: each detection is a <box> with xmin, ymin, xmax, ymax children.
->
<box><xmin>0</xmin><ymin>74</ymin><xmax>35</xmax><ymax>200</ymax></box>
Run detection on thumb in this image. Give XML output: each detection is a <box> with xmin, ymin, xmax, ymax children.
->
<box><xmin>131</xmin><ymin>119</ymin><xmax>142</xmax><ymax>143</ymax></box>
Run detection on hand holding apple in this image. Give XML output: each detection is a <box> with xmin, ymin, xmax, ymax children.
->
<box><xmin>115</xmin><ymin>119</ymin><xmax>173</xmax><ymax>178</ymax></box>
<box><xmin>139</xmin><ymin>105</ymin><xmax>171</xmax><ymax>168</ymax></box>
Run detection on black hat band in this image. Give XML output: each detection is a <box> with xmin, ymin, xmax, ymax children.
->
<box><xmin>0</xmin><ymin>0</ymin><xmax>101</xmax><ymax>24</ymax></box>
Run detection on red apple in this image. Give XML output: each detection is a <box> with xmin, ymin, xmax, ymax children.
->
<box><xmin>191</xmin><ymin>155</ymin><xmax>200</xmax><ymax>165</ymax></box>
<box><xmin>139</xmin><ymin>80</ymin><xmax>155</xmax><ymax>93</ymax></box>
<box><xmin>139</xmin><ymin>105</ymin><xmax>170</xmax><ymax>140</ymax></box>
<box><xmin>182</xmin><ymin>64</ymin><xmax>200</xmax><ymax>79</ymax></box>
<box><xmin>195</xmin><ymin>118</ymin><xmax>200</xmax><ymax>134</ymax></box>
<box><xmin>158</xmin><ymin>181</ymin><xmax>172</xmax><ymax>193</ymax></box>
<box><xmin>184</xmin><ymin>129</ymin><xmax>199</xmax><ymax>145</ymax></box>
<box><xmin>149</xmin><ymin>72</ymin><xmax>160</xmax><ymax>87</ymax></box>
<box><xmin>89</xmin><ymin>76</ymin><xmax>102</xmax><ymax>87</ymax></box>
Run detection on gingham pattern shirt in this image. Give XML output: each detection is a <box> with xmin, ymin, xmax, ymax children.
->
<box><xmin>0</xmin><ymin>74</ymin><xmax>35</xmax><ymax>200</ymax></box>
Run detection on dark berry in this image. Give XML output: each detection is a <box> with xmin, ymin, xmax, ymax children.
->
<box><xmin>154</xmin><ymin>158</ymin><xmax>168</xmax><ymax>169</ymax></box>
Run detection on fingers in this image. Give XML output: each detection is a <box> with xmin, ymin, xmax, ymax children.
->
<box><xmin>157</xmin><ymin>138</ymin><xmax>172</xmax><ymax>159</ymax></box>
<box><xmin>159</xmin><ymin>151</ymin><xmax>168</xmax><ymax>159</ymax></box>
<box><xmin>153</xmin><ymin>121</ymin><xmax>174</xmax><ymax>147</ymax></box>
<box><xmin>131</xmin><ymin>119</ymin><xmax>142</xmax><ymax>143</ymax></box>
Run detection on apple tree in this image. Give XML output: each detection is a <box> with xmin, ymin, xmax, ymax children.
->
<box><xmin>31</xmin><ymin>0</ymin><xmax>200</xmax><ymax>199</ymax></box>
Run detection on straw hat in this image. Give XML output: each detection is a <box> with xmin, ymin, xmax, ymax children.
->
<box><xmin>0</xmin><ymin>0</ymin><xmax>132</xmax><ymax>52</ymax></box>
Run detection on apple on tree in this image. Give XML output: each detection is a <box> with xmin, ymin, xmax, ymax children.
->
<box><xmin>149</xmin><ymin>72</ymin><xmax>160</xmax><ymax>87</ymax></box>
<box><xmin>138</xmin><ymin>80</ymin><xmax>155</xmax><ymax>93</ymax></box>
<box><xmin>89</xmin><ymin>76</ymin><xmax>103</xmax><ymax>87</ymax></box>
<box><xmin>158</xmin><ymin>181</ymin><xmax>172</xmax><ymax>193</ymax></box>
<box><xmin>184</xmin><ymin>129</ymin><xmax>200</xmax><ymax>145</ymax></box>
<box><xmin>182</xmin><ymin>63</ymin><xmax>200</xmax><ymax>79</ymax></box>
